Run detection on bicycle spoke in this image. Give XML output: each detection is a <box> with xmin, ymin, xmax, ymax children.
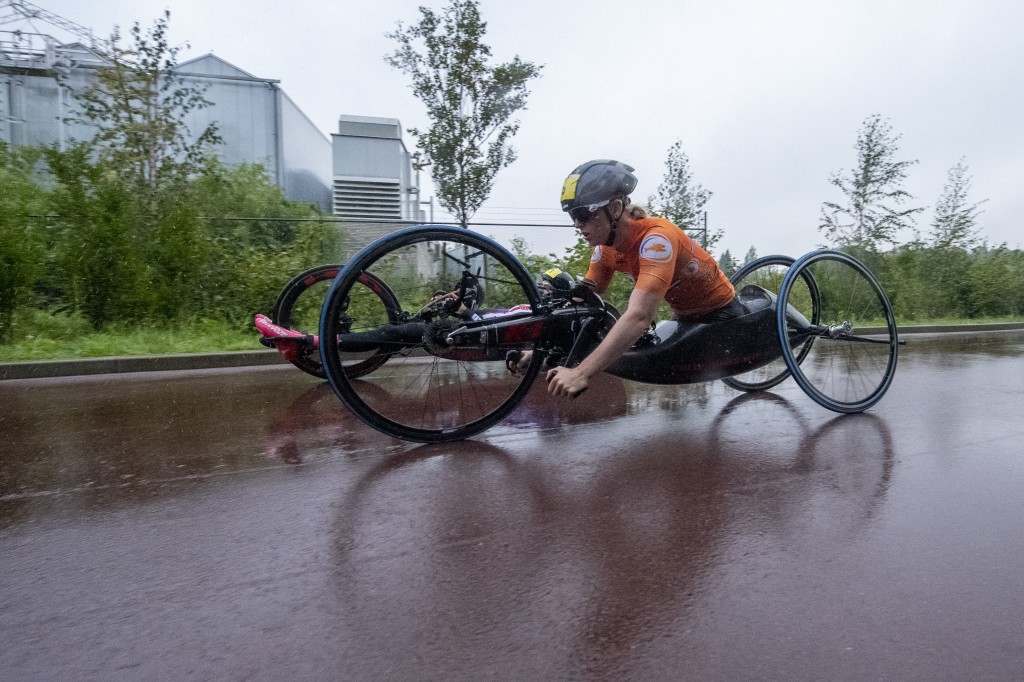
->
<box><xmin>320</xmin><ymin>227</ymin><xmax>542</xmax><ymax>442</ymax></box>
<box><xmin>779</xmin><ymin>251</ymin><xmax>898</xmax><ymax>413</ymax></box>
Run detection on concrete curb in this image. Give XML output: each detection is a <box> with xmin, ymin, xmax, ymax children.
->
<box><xmin>893</xmin><ymin>322</ymin><xmax>1024</xmax><ymax>335</ymax></box>
<box><xmin>0</xmin><ymin>350</ymin><xmax>288</xmax><ymax>381</ymax></box>
<box><xmin>858</xmin><ymin>322</ymin><xmax>1024</xmax><ymax>335</ymax></box>
<box><xmin>2</xmin><ymin>323</ymin><xmax>1022</xmax><ymax>381</ymax></box>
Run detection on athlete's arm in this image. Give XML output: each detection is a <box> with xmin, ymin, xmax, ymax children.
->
<box><xmin>546</xmin><ymin>287</ymin><xmax>661</xmax><ymax>397</ymax></box>
<box><xmin>583</xmin><ymin>253</ymin><xmax>614</xmax><ymax>295</ymax></box>
<box><xmin>580</xmin><ymin>277</ymin><xmax>605</xmax><ymax>295</ymax></box>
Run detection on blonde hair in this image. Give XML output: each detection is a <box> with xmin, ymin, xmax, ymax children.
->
<box><xmin>620</xmin><ymin>196</ymin><xmax>648</xmax><ymax>219</ymax></box>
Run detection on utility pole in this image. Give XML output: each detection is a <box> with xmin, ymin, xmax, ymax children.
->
<box><xmin>688</xmin><ymin>211</ymin><xmax>708</xmax><ymax>248</ymax></box>
<box><xmin>420</xmin><ymin>196</ymin><xmax>434</xmax><ymax>223</ymax></box>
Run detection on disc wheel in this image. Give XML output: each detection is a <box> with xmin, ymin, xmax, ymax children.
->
<box><xmin>320</xmin><ymin>226</ymin><xmax>543</xmax><ymax>443</ymax></box>
<box><xmin>722</xmin><ymin>255</ymin><xmax>819</xmax><ymax>392</ymax></box>
<box><xmin>273</xmin><ymin>264</ymin><xmax>402</xmax><ymax>379</ymax></box>
<box><xmin>778</xmin><ymin>250</ymin><xmax>898</xmax><ymax>413</ymax></box>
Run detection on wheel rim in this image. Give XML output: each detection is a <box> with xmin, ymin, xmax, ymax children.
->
<box><xmin>320</xmin><ymin>227</ymin><xmax>542</xmax><ymax>442</ymax></box>
<box><xmin>274</xmin><ymin>265</ymin><xmax>399</xmax><ymax>379</ymax></box>
<box><xmin>778</xmin><ymin>251</ymin><xmax>898</xmax><ymax>412</ymax></box>
<box><xmin>723</xmin><ymin>256</ymin><xmax>819</xmax><ymax>391</ymax></box>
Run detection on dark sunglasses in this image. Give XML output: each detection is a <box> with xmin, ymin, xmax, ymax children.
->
<box><xmin>568</xmin><ymin>206</ymin><xmax>600</xmax><ymax>224</ymax></box>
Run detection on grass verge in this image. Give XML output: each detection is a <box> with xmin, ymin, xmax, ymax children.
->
<box><xmin>1</xmin><ymin>311</ymin><xmax>1022</xmax><ymax>364</ymax></box>
<box><xmin>0</xmin><ymin>311</ymin><xmax>261</xmax><ymax>362</ymax></box>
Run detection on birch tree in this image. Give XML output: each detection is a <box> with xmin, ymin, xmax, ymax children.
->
<box><xmin>820</xmin><ymin>114</ymin><xmax>922</xmax><ymax>250</ymax></box>
<box><xmin>386</xmin><ymin>0</ymin><xmax>541</xmax><ymax>227</ymax></box>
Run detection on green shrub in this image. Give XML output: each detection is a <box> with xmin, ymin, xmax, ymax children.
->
<box><xmin>0</xmin><ymin>144</ymin><xmax>47</xmax><ymax>342</ymax></box>
<box><xmin>13</xmin><ymin>148</ymin><xmax>341</xmax><ymax>335</ymax></box>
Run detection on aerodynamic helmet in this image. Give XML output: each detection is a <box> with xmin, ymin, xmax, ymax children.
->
<box><xmin>559</xmin><ymin>159</ymin><xmax>638</xmax><ymax>214</ymax></box>
<box><xmin>539</xmin><ymin>267</ymin><xmax>574</xmax><ymax>293</ymax></box>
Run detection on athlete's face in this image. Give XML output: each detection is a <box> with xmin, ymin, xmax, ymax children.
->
<box><xmin>574</xmin><ymin>205</ymin><xmax>611</xmax><ymax>246</ymax></box>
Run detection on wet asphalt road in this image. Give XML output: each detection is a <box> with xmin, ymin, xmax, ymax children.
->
<box><xmin>1</xmin><ymin>331</ymin><xmax>1023</xmax><ymax>681</ymax></box>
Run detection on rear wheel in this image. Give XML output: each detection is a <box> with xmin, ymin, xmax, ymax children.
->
<box><xmin>778</xmin><ymin>250</ymin><xmax>898</xmax><ymax>413</ymax></box>
<box><xmin>273</xmin><ymin>264</ymin><xmax>401</xmax><ymax>379</ymax></box>
<box><xmin>320</xmin><ymin>226</ymin><xmax>543</xmax><ymax>443</ymax></box>
<box><xmin>722</xmin><ymin>255</ymin><xmax>819</xmax><ymax>392</ymax></box>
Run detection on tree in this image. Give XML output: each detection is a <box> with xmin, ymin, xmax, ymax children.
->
<box><xmin>386</xmin><ymin>0</ymin><xmax>541</xmax><ymax>227</ymax></box>
<box><xmin>43</xmin><ymin>143</ymin><xmax>152</xmax><ymax>329</ymax></box>
<box><xmin>46</xmin><ymin>10</ymin><xmax>223</xmax><ymax>328</ymax></box>
<box><xmin>718</xmin><ymin>249</ymin><xmax>738</xmax><ymax>277</ymax></box>
<box><xmin>648</xmin><ymin>139</ymin><xmax>713</xmax><ymax>230</ymax></box>
<box><xmin>742</xmin><ymin>246</ymin><xmax>759</xmax><ymax>265</ymax></box>
<box><xmin>820</xmin><ymin>114</ymin><xmax>923</xmax><ymax>251</ymax></box>
<box><xmin>37</xmin><ymin>147</ymin><xmax>333</xmax><ymax>330</ymax></box>
<box><xmin>930</xmin><ymin>157</ymin><xmax>987</xmax><ymax>251</ymax></box>
<box><xmin>647</xmin><ymin>139</ymin><xmax>722</xmax><ymax>251</ymax></box>
<box><xmin>0</xmin><ymin>143</ymin><xmax>47</xmax><ymax>342</ymax></box>
<box><xmin>508</xmin><ymin>235</ymin><xmax>556</xmax><ymax>276</ymax></box>
<box><xmin>64</xmin><ymin>10</ymin><xmax>221</xmax><ymax>201</ymax></box>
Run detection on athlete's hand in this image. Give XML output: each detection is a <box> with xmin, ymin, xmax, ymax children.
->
<box><xmin>506</xmin><ymin>350</ymin><xmax>533</xmax><ymax>375</ymax></box>
<box><xmin>417</xmin><ymin>291</ymin><xmax>457</xmax><ymax>315</ymax></box>
<box><xmin>568</xmin><ymin>283</ymin><xmax>600</xmax><ymax>307</ymax></box>
<box><xmin>545</xmin><ymin>365</ymin><xmax>589</xmax><ymax>398</ymax></box>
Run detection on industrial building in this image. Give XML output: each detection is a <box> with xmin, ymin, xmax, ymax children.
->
<box><xmin>333</xmin><ymin>114</ymin><xmax>422</xmax><ymax>222</ymax></box>
<box><xmin>1</xmin><ymin>0</ymin><xmax>422</xmax><ymax>222</ymax></box>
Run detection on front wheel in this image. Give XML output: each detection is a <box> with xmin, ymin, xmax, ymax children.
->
<box><xmin>319</xmin><ymin>226</ymin><xmax>544</xmax><ymax>443</ymax></box>
<box><xmin>778</xmin><ymin>250</ymin><xmax>898</xmax><ymax>413</ymax></box>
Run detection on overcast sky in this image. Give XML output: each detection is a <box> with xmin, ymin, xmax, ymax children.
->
<box><xmin>18</xmin><ymin>0</ymin><xmax>1024</xmax><ymax>260</ymax></box>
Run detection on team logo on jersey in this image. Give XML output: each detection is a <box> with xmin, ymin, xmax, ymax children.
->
<box><xmin>639</xmin><ymin>234</ymin><xmax>673</xmax><ymax>262</ymax></box>
<box><xmin>590</xmin><ymin>246</ymin><xmax>602</xmax><ymax>263</ymax></box>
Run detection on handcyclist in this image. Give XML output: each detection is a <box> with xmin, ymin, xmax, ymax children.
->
<box><xmin>519</xmin><ymin>159</ymin><xmax>741</xmax><ymax>398</ymax></box>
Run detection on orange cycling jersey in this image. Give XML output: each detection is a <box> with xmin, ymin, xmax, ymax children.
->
<box><xmin>584</xmin><ymin>217</ymin><xmax>735</xmax><ymax>318</ymax></box>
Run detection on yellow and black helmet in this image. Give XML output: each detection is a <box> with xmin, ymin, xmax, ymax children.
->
<box><xmin>559</xmin><ymin>160</ymin><xmax>638</xmax><ymax>213</ymax></box>
<box><xmin>539</xmin><ymin>267</ymin><xmax>574</xmax><ymax>293</ymax></box>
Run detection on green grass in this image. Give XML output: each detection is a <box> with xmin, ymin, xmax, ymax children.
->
<box><xmin>1</xmin><ymin>309</ymin><xmax>1022</xmax><ymax>364</ymax></box>
<box><xmin>0</xmin><ymin>311</ymin><xmax>262</xmax><ymax>362</ymax></box>
<box><xmin>896</xmin><ymin>315</ymin><xmax>1024</xmax><ymax>326</ymax></box>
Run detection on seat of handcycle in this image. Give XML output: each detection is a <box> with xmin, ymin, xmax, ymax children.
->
<box><xmin>650</xmin><ymin>284</ymin><xmax>776</xmax><ymax>343</ymax></box>
<box><xmin>608</xmin><ymin>285</ymin><xmax>787</xmax><ymax>385</ymax></box>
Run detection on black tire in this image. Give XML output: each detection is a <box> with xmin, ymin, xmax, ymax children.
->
<box><xmin>722</xmin><ymin>255</ymin><xmax>819</xmax><ymax>392</ymax></box>
<box><xmin>777</xmin><ymin>250</ymin><xmax>898</xmax><ymax>413</ymax></box>
<box><xmin>319</xmin><ymin>226</ymin><xmax>544</xmax><ymax>443</ymax></box>
<box><xmin>272</xmin><ymin>264</ymin><xmax>401</xmax><ymax>380</ymax></box>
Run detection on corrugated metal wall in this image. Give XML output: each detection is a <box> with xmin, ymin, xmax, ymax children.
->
<box><xmin>0</xmin><ymin>42</ymin><xmax>332</xmax><ymax>211</ymax></box>
<box><xmin>0</xmin><ymin>39</ymin><xmax>98</xmax><ymax>148</ymax></box>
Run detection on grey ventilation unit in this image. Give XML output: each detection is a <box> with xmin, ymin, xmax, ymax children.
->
<box><xmin>332</xmin><ymin>176</ymin><xmax>402</xmax><ymax>220</ymax></box>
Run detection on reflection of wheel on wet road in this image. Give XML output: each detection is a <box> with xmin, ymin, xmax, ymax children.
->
<box><xmin>319</xmin><ymin>226</ymin><xmax>543</xmax><ymax>443</ymax></box>
<box><xmin>778</xmin><ymin>250</ymin><xmax>899</xmax><ymax>413</ymax></box>
<box><xmin>272</xmin><ymin>264</ymin><xmax>402</xmax><ymax>379</ymax></box>
<box><xmin>722</xmin><ymin>255</ymin><xmax>820</xmax><ymax>392</ymax></box>
<box><xmin>798</xmin><ymin>413</ymin><xmax>895</xmax><ymax>529</ymax></box>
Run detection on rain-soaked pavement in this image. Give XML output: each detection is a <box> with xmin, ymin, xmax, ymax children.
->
<box><xmin>1</xmin><ymin>330</ymin><xmax>1023</xmax><ymax>681</ymax></box>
